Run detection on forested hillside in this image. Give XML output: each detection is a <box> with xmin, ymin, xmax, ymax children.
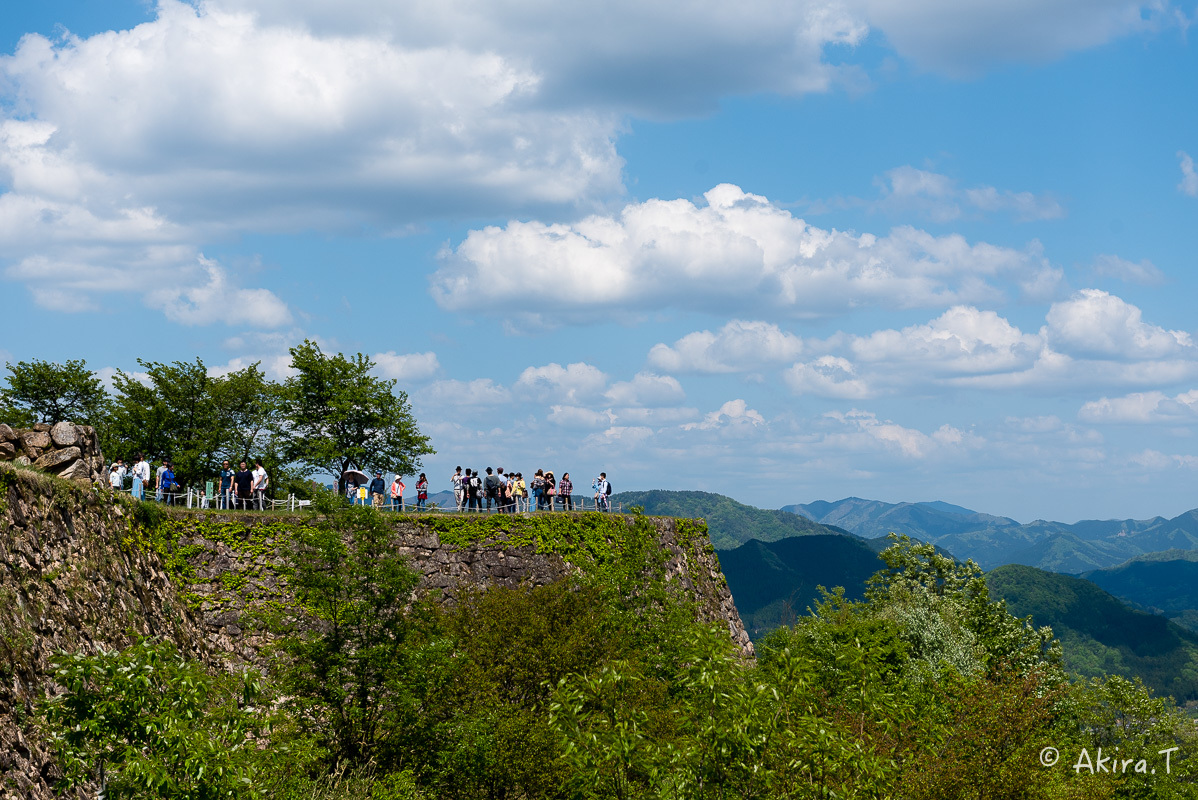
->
<box><xmin>717</xmin><ymin>534</ymin><xmax>887</xmax><ymax>638</ymax></box>
<box><xmin>1085</xmin><ymin>551</ymin><xmax>1198</xmax><ymax>632</ymax></box>
<box><xmin>614</xmin><ymin>489</ymin><xmax>848</xmax><ymax>549</ymax></box>
<box><xmin>987</xmin><ymin>564</ymin><xmax>1198</xmax><ymax>702</ymax></box>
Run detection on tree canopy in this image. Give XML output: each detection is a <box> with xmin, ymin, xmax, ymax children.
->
<box><xmin>1</xmin><ymin>358</ymin><xmax>108</xmax><ymax>426</ymax></box>
<box><xmin>280</xmin><ymin>340</ymin><xmax>434</xmax><ymax>488</ymax></box>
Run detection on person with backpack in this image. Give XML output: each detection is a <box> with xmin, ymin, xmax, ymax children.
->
<box><xmin>595</xmin><ymin>472</ymin><xmax>611</xmax><ymax>512</ymax></box>
<box><xmin>468</xmin><ymin>469</ymin><xmax>483</xmax><ymax>512</ymax></box>
<box><xmin>483</xmin><ymin>467</ymin><xmax>500</xmax><ymax>512</ymax></box>
<box><xmin>531</xmin><ymin>469</ymin><xmax>545</xmax><ymax>512</ymax></box>
<box><xmin>160</xmin><ymin>461</ymin><xmax>179</xmax><ymax>506</ymax></box>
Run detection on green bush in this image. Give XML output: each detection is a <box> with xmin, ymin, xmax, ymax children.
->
<box><xmin>42</xmin><ymin>639</ymin><xmax>263</xmax><ymax>799</ymax></box>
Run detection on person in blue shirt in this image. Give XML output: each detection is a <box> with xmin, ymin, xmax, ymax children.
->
<box><xmin>219</xmin><ymin>460</ymin><xmax>234</xmax><ymax>510</ymax></box>
<box><xmin>369</xmin><ymin>471</ymin><xmax>387</xmax><ymax>509</ymax></box>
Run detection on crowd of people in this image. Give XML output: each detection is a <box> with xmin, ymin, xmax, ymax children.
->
<box><xmin>343</xmin><ymin>466</ymin><xmax>614</xmax><ymax>514</ymax></box>
<box><xmin>102</xmin><ymin>454</ymin><xmax>613</xmax><ymax>515</ymax></box>
<box><xmin>104</xmin><ymin>455</ymin><xmax>270</xmax><ymax>509</ymax></box>
<box><xmin>446</xmin><ymin>466</ymin><xmax>612</xmax><ymax>513</ymax></box>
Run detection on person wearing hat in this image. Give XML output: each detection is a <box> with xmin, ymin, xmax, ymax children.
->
<box><xmin>369</xmin><ymin>471</ymin><xmax>387</xmax><ymax>509</ymax></box>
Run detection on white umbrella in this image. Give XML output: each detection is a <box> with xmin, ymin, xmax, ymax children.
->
<box><xmin>341</xmin><ymin>469</ymin><xmax>369</xmax><ymax>486</ymax></box>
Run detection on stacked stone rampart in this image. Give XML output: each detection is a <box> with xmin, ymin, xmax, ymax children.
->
<box><xmin>0</xmin><ymin>423</ymin><xmax>104</xmax><ymax>485</ymax></box>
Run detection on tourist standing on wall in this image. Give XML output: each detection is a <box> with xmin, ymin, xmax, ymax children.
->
<box><xmin>468</xmin><ymin>469</ymin><xmax>482</xmax><ymax>511</ymax></box>
<box><xmin>234</xmin><ymin>461</ymin><xmax>253</xmax><ymax>510</ymax></box>
<box><xmin>218</xmin><ymin>461</ymin><xmax>234</xmax><ymax>510</ymax></box>
<box><xmin>531</xmin><ymin>469</ymin><xmax>545</xmax><ymax>511</ymax></box>
<box><xmin>369</xmin><ymin>471</ymin><xmax>386</xmax><ymax>509</ymax></box>
<box><xmin>390</xmin><ymin>473</ymin><xmax>405</xmax><ymax>511</ymax></box>
<box><xmin>252</xmin><ymin>461</ymin><xmax>269</xmax><ymax>510</ymax></box>
<box><xmin>416</xmin><ymin>473</ymin><xmax>428</xmax><ymax>510</ymax></box>
<box><xmin>155</xmin><ymin>460</ymin><xmax>168</xmax><ymax>502</ymax></box>
<box><xmin>514</xmin><ymin>473</ymin><xmax>527</xmax><ymax>512</ymax></box>
<box><xmin>595</xmin><ymin>472</ymin><xmax>610</xmax><ymax>512</ymax></box>
<box><xmin>544</xmin><ymin>471</ymin><xmax>556</xmax><ymax>511</ymax></box>
<box><xmin>451</xmin><ymin>466</ymin><xmax>464</xmax><ymax>511</ymax></box>
<box><xmin>558</xmin><ymin>473</ymin><xmax>573</xmax><ymax>511</ymax></box>
<box><xmin>483</xmin><ymin>467</ymin><xmax>499</xmax><ymax>511</ymax></box>
<box><xmin>161</xmin><ymin>461</ymin><xmax>178</xmax><ymax>505</ymax></box>
<box><xmin>132</xmin><ymin>454</ymin><xmax>150</xmax><ymax>500</ymax></box>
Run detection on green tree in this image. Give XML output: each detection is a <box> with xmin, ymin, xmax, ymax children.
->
<box><xmin>280</xmin><ymin>340</ymin><xmax>433</xmax><ymax>489</ymax></box>
<box><xmin>42</xmin><ymin>639</ymin><xmax>263</xmax><ymax>800</ymax></box>
<box><xmin>1</xmin><ymin>358</ymin><xmax>108</xmax><ymax>425</ymax></box>
<box><xmin>274</xmin><ymin>500</ymin><xmax>424</xmax><ymax>767</ymax></box>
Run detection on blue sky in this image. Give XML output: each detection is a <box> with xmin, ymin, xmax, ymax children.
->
<box><xmin>2</xmin><ymin>0</ymin><xmax>1198</xmax><ymax>523</ymax></box>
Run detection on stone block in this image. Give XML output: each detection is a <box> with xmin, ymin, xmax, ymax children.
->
<box><xmin>0</xmin><ymin>442</ymin><xmax>14</xmax><ymax>459</ymax></box>
<box><xmin>32</xmin><ymin>423</ymin><xmax>51</xmax><ymax>432</ymax></box>
<box><xmin>50</xmin><ymin>422</ymin><xmax>78</xmax><ymax>447</ymax></box>
<box><xmin>57</xmin><ymin>459</ymin><xmax>92</xmax><ymax>483</ymax></box>
<box><xmin>33</xmin><ymin>447</ymin><xmax>81</xmax><ymax>472</ymax></box>
<box><xmin>13</xmin><ymin>455</ymin><xmax>30</xmax><ymax>467</ymax></box>
<box><xmin>0</xmin><ymin>423</ymin><xmax>14</xmax><ymax>442</ymax></box>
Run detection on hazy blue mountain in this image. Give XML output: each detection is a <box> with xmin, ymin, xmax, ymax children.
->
<box><xmin>717</xmin><ymin>534</ymin><xmax>887</xmax><ymax>639</ymax></box>
<box><xmin>612</xmin><ymin>490</ymin><xmax>849</xmax><ymax>550</ymax></box>
<box><xmin>1084</xmin><ymin>551</ymin><xmax>1198</xmax><ymax>633</ymax></box>
<box><xmin>788</xmin><ymin>497</ymin><xmax>1198</xmax><ymax>572</ymax></box>
<box><xmin>987</xmin><ymin>564</ymin><xmax>1198</xmax><ymax>702</ymax></box>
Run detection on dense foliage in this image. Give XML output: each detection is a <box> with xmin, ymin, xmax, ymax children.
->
<box><xmin>41</xmin><ymin>520</ymin><xmax>1198</xmax><ymax>799</ymax></box>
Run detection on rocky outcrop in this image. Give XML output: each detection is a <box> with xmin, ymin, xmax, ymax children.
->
<box><xmin>0</xmin><ymin>423</ymin><xmax>104</xmax><ymax>486</ymax></box>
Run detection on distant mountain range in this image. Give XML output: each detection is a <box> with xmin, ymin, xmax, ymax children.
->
<box><xmin>786</xmin><ymin>497</ymin><xmax>1198</xmax><ymax>572</ymax></box>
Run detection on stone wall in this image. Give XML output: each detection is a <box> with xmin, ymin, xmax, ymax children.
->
<box><xmin>0</xmin><ymin>423</ymin><xmax>104</xmax><ymax>485</ymax></box>
<box><xmin>0</xmin><ymin>463</ymin><xmax>752</xmax><ymax>799</ymax></box>
<box><xmin>173</xmin><ymin>513</ymin><xmax>753</xmax><ymax>663</ymax></box>
<box><xmin>0</xmin><ymin>464</ymin><xmax>210</xmax><ymax>800</ymax></box>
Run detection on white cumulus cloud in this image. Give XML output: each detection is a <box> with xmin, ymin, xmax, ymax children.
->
<box><xmin>784</xmin><ymin>357</ymin><xmax>873</xmax><ymax>399</ymax></box>
<box><xmin>877</xmin><ymin>165</ymin><xmax>1064</xmax><ymax>222</ymax></box>
<box><xmin>851</xmin><ymin>305</ymin><xmax>1042</xmax><ymax>375</ymax></box>
<box><xmin>1180</xmin><ymin>151</ymin><xmax>1198</xmax><ymax>197</ymax></box>
<box><xmin>373</xmin><ymin>351</ymin><xmax>440</xmax><ymax>382</ymax></box>
<box><xmin>1079</xmin><ymin>390</ymin><xmax>1198</xmax><ymax>424</ymax></box>
<box><xmin>604</xmin><ymin>372</ymin><xmax>686</xmax><ymax>407</ymax></box>
<box><xmin>433</xmin><ymin>184</ymin><xmax>1055</xmax><ymax>325</ymax></box>
<box><xmin>647</xmin><ymin>320</ymin><xmax>804</xmax><ymax>373</ymax></box>
<box><xmin>144</xmin><ymin>261</ymin><xmax>293</xmax><ymax>327</ymax></box>
<box><xmin>849</xmin><ymin>0</ymin><xmax>1168</xmax><ymax>76</ymax></box>
<box><xmin>516</xmin><ymin>362</ymin><xmax>608</xmax><ymax>403</ymax></box>
<box><xmin>1045</xmin><ymin>289</ymin><xmax>1193</xmax><ymax>361</ymax></box>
